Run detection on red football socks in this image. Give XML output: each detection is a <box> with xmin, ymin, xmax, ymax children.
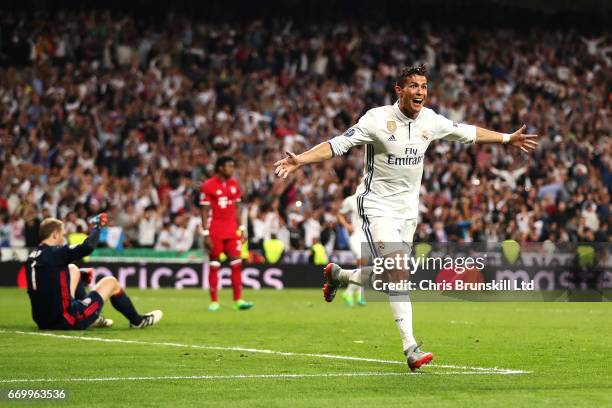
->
<box><xmin>209</xmin><ymin>261</ymin><xmax>220</xmax><ymax>302</ymax></box>
<box><xmin>230</xmin><ymin>259</ymin><xmax>242</xmax><ymax>301</ymax></box>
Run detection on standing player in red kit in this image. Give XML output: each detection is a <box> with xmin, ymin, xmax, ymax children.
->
<box><xmin>200</xmin><ymin>157</ymin><xmax>253</xmax><ymax>311</ymax></box>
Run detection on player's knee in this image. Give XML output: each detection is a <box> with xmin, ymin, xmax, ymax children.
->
<box><xmin>108</xmin><ymin>276</ymin><xmax>121</xmax><ymax>290</ymax></box>
<box><xmin>99</xmin><ymin>276</ymin><xmax>120</xmax><ymax>289</ymax></box>
<box><xmin>111</xmin><ymin>277</ymin><xmax>123</xmax><ymax>293</ymax></box>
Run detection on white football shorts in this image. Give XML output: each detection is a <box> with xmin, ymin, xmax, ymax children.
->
<box><xmin>359</xmin><ymin>216</ymin><xmax>417</xmax><ymax>258</ymax></box>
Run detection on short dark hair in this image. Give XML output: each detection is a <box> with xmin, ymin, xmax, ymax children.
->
<box><xmin>215</xmin><ymin>156</ymin><xmax>235</xmax><ymax>172</ymax></box>
<box><xmin>39</xmin><ymin>218</ymin><xmax>63</xmax><ymax>241</ymax></box>
<box><xmin>396</xmin><ymin>64</ymin><xmax>427</xmax><ymax>87</ymax></box>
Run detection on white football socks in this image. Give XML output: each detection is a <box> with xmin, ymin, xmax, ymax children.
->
<box><xmin>389</xmin><ymin>292</ymin><xmax>417</xmax><ymax>351</ymax></box>
<box><xmin>337</xmin><ymin>268</ymin><xmax>358</xmax><ymax>285</ymax></box>
<box><xmin>337</xmin><ymin>266</ymin><xmax>375</xmax><ymax>286</ymax></box>
<box><xmin>338</xmin><ymin>264</ymin><xmax>416</xmax><ymax>352</ymax></box>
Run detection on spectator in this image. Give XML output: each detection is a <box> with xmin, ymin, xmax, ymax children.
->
<box><xmin>23</xmin><ymin>207</ymin><xmax>41</xmax><ymax>248</ymax></box>
<box><xmin>0</xmin><ymin>215</ymin><xmax>10</xmax><ymax>247</ymax></box>
<box><xmin>263</xmin><ymin>233</ymin><xmax>285</xmax><ymax>264</ymax></box>
<box><xmin>250</xmin><ymin>211</ymin><xmax>269</xmax><ymax>250</ymax></box>
<box><xmin>65</xmin><ymin>212</ymin><xmax>88</xmax><ymax>235</ymax></box>
<box><xmin>138</xmin><ymin>206</ymin><xmax>162</xmax><ymax>248</ymax></box>
<box><xmin>154</xmin><ymin>223</ymin><xmax>174</xmax><ymax>251</ymax></box>
<box><xmin>0</xmin><ymin>10</ymin><xmax>608</xmax><ymax>251</ymax></box>
<box><xmin>302</xmin><ymin>210</ymin><xmax>322</xmax><ymax>249</ymax></box>
<box><xmin>9</xmin><ymin>212</ymin><xmax>25</xmax><ymax>248</ymax></box>
<box><xmin>170</xmin><ymin>214</ymin><xmax>196</xmax><ymax>252</ymax></box>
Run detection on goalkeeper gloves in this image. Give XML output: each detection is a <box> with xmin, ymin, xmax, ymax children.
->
<box><xmin>88</xmin><ymin>213</ymin><xmax>108</xmax><ymax>228</ymax></box>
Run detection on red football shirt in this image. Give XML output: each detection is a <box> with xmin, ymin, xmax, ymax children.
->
<box><xmin>200</xmin><ymin>176</ymin><xmax>241</xmax><ymax>222</ymax></box>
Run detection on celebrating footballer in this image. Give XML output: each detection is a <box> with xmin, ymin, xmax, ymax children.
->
<box><xmin>274</xmin><ymin>64</ymin><xmax>539</xmax><ymax>371</ymax></box>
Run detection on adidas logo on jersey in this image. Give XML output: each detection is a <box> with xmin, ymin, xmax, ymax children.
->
<box><xmin>388</xmin><ymin>134</ymin><xmax>397</xmax><ymax>141</ymax></box>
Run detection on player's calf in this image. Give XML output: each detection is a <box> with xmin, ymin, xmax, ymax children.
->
<box><xmin>94</xmin><ymin>276</ymin><xmax>163</xmax><ymax>328</ymax></box>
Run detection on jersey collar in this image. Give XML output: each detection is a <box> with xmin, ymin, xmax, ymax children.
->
<box><xmin>393</xmin><ymin>100</ymin><xmax>421</xmax><ymax>123</ymax></box>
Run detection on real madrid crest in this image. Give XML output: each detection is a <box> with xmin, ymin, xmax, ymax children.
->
<box><xmin>377</xmin><ymin>241</ymin><xmax>385</xmax><ymax>251</ymax></box>
<box><xmin>386</xmin><ymin>121</ymin><xmax>397</xmax><ymax>133</ymax></box>
<box><xmin>422</xmin><ymin>129</ymin><xmax>430</xmax><ymax>141</ymax></box>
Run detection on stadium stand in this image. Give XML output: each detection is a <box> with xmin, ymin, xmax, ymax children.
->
<box><xmin>0</xmin><ymin>7</ymin><xmax>610</xmax><ymax>256</ymax></box>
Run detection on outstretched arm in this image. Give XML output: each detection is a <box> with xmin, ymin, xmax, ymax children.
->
<box><xmin>273</xmin><ymin>142</ymin><xmax>334</xmax><ymax>179</ymax></box>
<box><xmin>274</xmin><ymin>110</ymin><xmax>377</xmax><ymax>179</ymax></box>
<box><xmin>475</xmin><ymin>125</ymin><xmax>539</xmax><ymax>153</ymax></box>
<box><xmin>434</xmin><ymin>114</ymin><xmax>538</xmax><ymax>153</ymax></box>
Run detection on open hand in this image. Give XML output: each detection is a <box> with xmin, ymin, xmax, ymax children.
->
<box><xmin>509</xmin><ymin>125</ymin><xmax>539</xmax><ymax>153</ymax></box>
<box><xmin>274</xmin><ymin>152</ymin><xmax>301</xmax><ymax>179</ymax></box>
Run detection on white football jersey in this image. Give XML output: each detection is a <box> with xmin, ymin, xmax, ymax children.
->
<box><xmin>329</xmin><ymin>102</ymin><xmax>476</xmax><ymax>220</ymax></box>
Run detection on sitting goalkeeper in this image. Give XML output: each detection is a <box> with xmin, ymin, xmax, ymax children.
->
<box><xmin>25</xmin><ymin>213</ymin><xmax>162</xmax><ymax>330</ymax></box>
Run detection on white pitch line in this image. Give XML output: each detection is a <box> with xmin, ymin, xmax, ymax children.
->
<box><xmin>0</xmin><ymin>330</ymin><xmax>530</xmax><ymax>375</ymax></box>
<box><xmin>0</xmin><ymin>371</ymin><xmax>525</xmax><ymax>384</ymax></box>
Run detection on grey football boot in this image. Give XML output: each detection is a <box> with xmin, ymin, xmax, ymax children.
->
<box><xmin>405</xmin><ymin>343</ymin><xmax>433</xmax><ymax>371</ymax></box>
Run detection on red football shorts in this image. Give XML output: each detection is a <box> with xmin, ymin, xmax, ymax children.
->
<box><xmin>209</xmin><ymin>221</ymin><xmax>241</xmax><ymax>260</ymax></box>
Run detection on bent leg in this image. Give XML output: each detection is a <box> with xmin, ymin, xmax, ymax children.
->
<box><xmin>93</xmin><ymin>277</ymin><xmax>143</xmax><ymax>326</ymax></box>
<box><xmin>93</xmin><ymin>276</ymin><xmax>122</xmax><ymax>301</ymax></box>
<box><xmin>68</xmin><ymin>264</ymin><xmax>81</xmax><ymax>298</ymax></box>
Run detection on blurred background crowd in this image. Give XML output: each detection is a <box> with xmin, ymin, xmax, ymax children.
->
<box><xmin>0</xmin><ymin>3</ymin><xmax>610</xmax><ymax>255</ymax></box>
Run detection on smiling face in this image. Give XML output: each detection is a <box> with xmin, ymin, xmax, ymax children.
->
<box><xmin>395</xmin><ymin>74</ymin><xmax>428</xmax><ymax>119</ymax></box>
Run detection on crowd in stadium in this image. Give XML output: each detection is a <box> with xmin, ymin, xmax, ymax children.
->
<box><xmin>0</xmin><ymin>11</ymin><xmax>610</xmax><ymax>253</ymax></box>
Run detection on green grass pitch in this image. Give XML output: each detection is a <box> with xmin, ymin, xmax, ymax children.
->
<box><xmin>1</xmin><ymin>288</ymin><xmax>611</xmax><ymax>407</ymax></box>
